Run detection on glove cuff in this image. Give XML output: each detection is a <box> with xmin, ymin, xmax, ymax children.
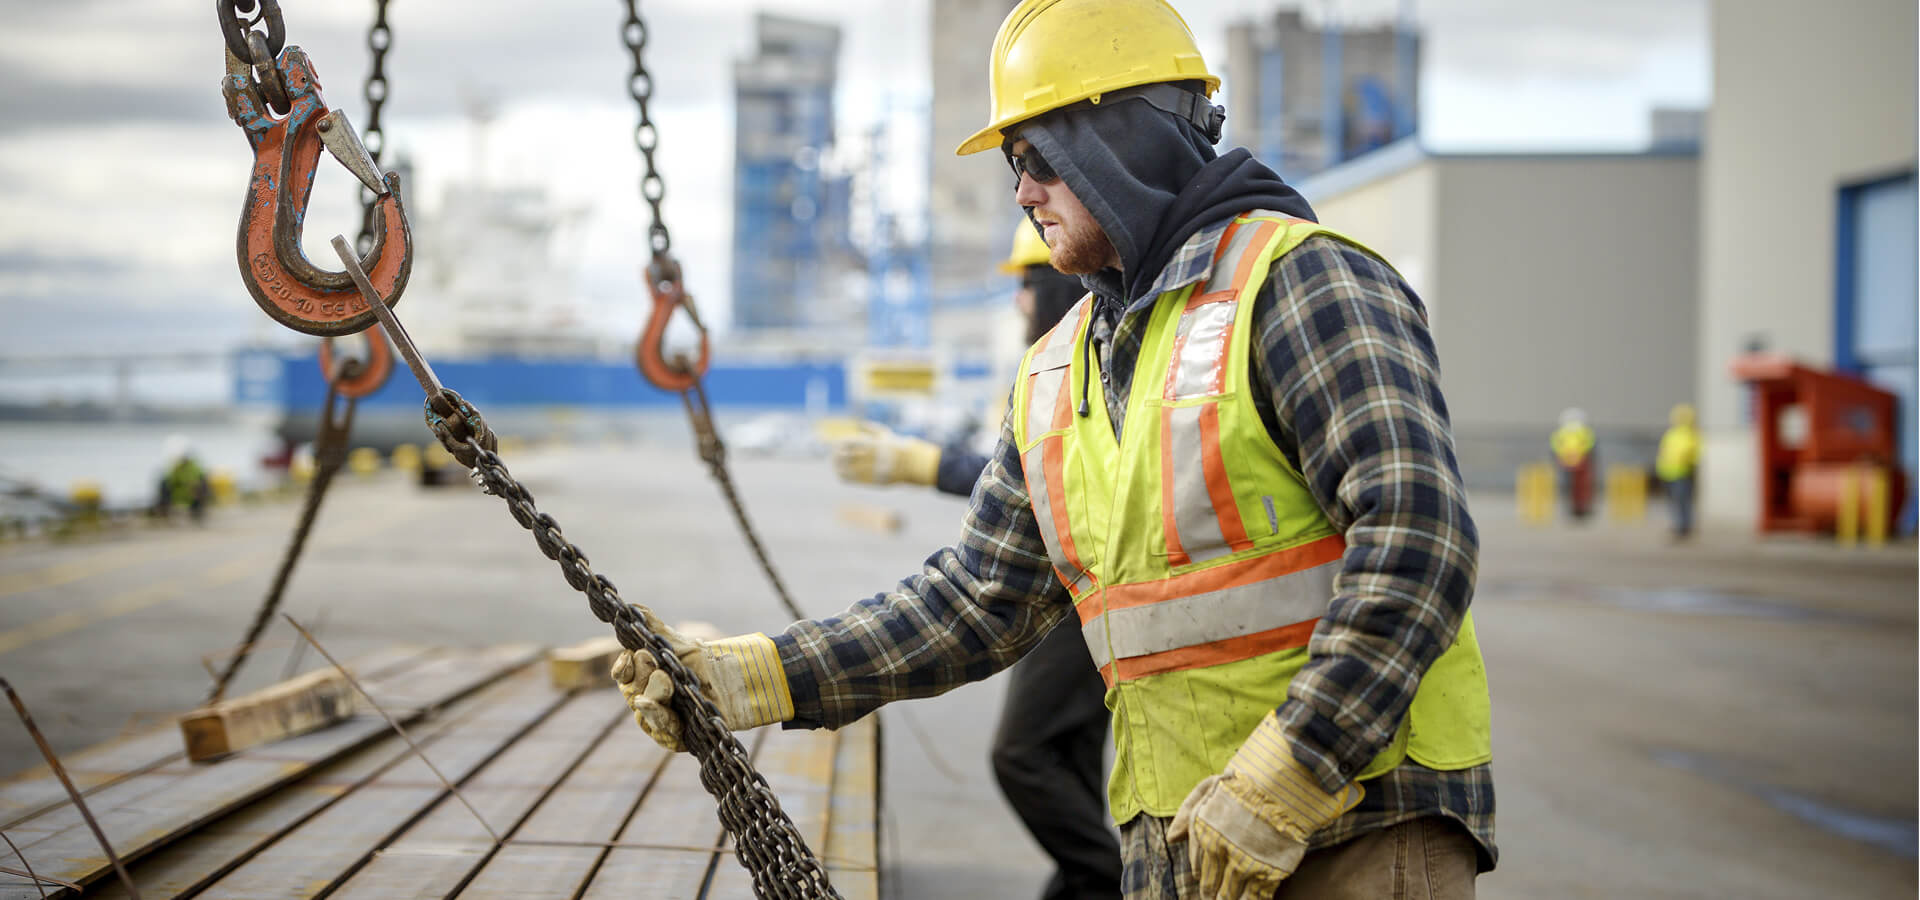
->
<box><xmin>1226</xmin><ymin>713</ymin><xmax>1363</xmax><ymax>838</ymax></box>
<box><xmin>706</xmin><ymin>633</ymin><xmax>795</xmax><ymax>728</ymax></box>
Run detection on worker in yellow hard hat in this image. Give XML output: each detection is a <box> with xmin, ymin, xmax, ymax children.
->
<box><xmin>834</xmin><ymin>222</ymin><xmax>1118</xmax><ymax>899</ymax></box>
<box><xmin>1656</xmin><ymin>403</ymin><xmax>1701</xmax><ymax>539</ymax></box>
<box><xmin>1551</xmin><ymin>407</ymin><xmax>1598</xmax><ymax>520</ymax></box>
<box><xmin>611</xmin><ymin>1</ymin><xmax>1492</xmax><ymax>896</ymax></box>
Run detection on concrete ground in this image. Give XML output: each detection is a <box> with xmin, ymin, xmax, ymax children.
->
<box><xmin>0</xmin><ymin>442</ymin><xmax>1912</xmax><ymax>898</ymax></box>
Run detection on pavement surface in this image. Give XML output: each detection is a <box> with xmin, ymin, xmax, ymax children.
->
<box><xmin>0</xmin><ymin>441</ymin><xmax>1913</xmax><ymax>898</ymax></box>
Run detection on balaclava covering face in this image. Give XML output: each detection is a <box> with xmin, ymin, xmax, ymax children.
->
<box><xmin>1015</xmin><ymin>87</ymin><xmax>1318</xmax><ymax>305</ymax></box>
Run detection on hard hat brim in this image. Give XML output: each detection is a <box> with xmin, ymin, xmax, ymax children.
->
<box><xmin>955</xmin><ymin>73</ymin><xmax>1222</xmax><ymax>156</ymax></box>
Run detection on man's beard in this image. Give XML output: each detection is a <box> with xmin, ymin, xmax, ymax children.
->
<box><xmin>1048</xmin><ymin>217</ymin><xmax>1116</xmax><ymax>275</ymax></box>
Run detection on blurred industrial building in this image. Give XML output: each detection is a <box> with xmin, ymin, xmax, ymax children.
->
<box><xmin>1298</xmin><ymin>135</ymin><xmax>1701</xmax><ymax>490</ymax></box>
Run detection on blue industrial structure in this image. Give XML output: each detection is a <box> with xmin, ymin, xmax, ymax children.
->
<box><xmin>731</xmin><ymin>15</ymin><xmax>849</xmax><ymax>332</ymax></box>
<box><xmin>861</xmin><ymin>115</ymin><xmax>933</xmax><ymax>349</ymax></box>
<box><xmin>242</xmin><ymin>352</ymin><xmax>847</xmax><ymax>413</ymax></box>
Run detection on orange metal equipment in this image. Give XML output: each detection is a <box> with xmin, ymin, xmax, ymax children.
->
<box><xmin>1731</xmin><ymin>353</ymin><xmax>1907</xmax><ymax>534</ymax></box>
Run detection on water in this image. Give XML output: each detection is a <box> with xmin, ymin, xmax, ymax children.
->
<box><xmin>0</xmin><ymin>419</ymin><xmax>284</xmax><ymax>512</ymax></box>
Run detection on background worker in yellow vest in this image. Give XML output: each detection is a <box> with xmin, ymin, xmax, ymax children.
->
<box><xmin>1656</xmin><ymin>403</ymin><xmax>1701</xmax><ymax>539</ymax></box>
<box><xmin>1550</xmin><ymin>407</ymin><xmax>1597</xmax><ymax>520</ymax></box>
<box><xmin>609</xmin><ymin>1</ymin><xmax>1493</xmax><ymax>897</ymax></box>
<box><xmin>833</xmin><ymin>223</ymin><xmax>1122</xmax><ymax>900</ymax></box>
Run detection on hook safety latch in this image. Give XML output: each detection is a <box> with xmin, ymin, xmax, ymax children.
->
<box><xmin>224</xmin><ymin>46</ymin><xmax>412</xmax><ymax>337</ymax></box>
<box><xmin>635</xmin><ymin>253</ymin><xmax>711</xmax><ymax>393</ymax></box>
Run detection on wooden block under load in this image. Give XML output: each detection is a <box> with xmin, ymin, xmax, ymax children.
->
<box><xmin>547</xmin><ymin>635</ymin><xmax>624</xmax><ymax>691</ymax></box>
<box><xmin>178</xmin><ymin>668</ymin><xmax>355</xmax><ymax>762</ymax></box>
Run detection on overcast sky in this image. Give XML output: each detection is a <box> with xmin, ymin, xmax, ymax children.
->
<box><xmin>0</xmin><ymin>0</ymin><xmax>1708</xmax><ymax>356</ymax></box>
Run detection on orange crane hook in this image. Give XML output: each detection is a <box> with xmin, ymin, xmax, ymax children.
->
<box><xmin>636</xmin><ymin>254</ymin><xmax>712</xmax><ymax>393</ymax></box>
<box><xmin>223</xmin><ymin>45</ymin><xmax>412</xmax><ymax>337</ymax></box>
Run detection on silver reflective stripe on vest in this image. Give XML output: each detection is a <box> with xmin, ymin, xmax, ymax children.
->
<box><xmin>1206</xmin><ymin>213</ymin><xmax>1289</xmax><ymax>293</ymax></box>
<box><xmin>1166</xmin><ymin>301</ymin><xmax>1236</xmax><ymax>400</ymax></box>
<box><xmin>1027</xmin><ymin>367</ymin><xmax>1064</xmax><ymax>444</ymax></box>
<box><xmin>1029</xmin><ymin>334</ymin><xmax>1075</xmax><ymax>374</ymax></box>
<box><xmin>1081</xmin><ymin>559</ymin><xmax>1338</xmax><ymax>670</ymax></box>
<box><xmin>1164</xmin><ymin>403</ymin><xmax>1235</xmax><ymax>564</ymax></box>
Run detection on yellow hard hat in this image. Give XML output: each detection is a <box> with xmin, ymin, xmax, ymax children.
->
<box><xmin>955</xmin><ymin>0</ymin><xmax>1220</xmax><ymax>156</ymax></box>
<box><xmin>1000</xmin><ymin>222</ymin><xmax>1052</xmax><ymax>273</ymax></box>
<box><xmin>1670</xmin><ymin>403</ymin><xmax>1696</xmax><ymax>427</ymax></box>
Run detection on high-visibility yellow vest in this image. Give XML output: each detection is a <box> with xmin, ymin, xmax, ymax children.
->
<box><xmin>1551</xmin><ymin>423</ymin><xmax>1595</xmax><ymax>468</ymax></box>
<box><xmin>1012</xmin><ymin>211</ymin><xmax>1493</xmax><ymax>824</ymax></box>
<box><xmin>1656</xmin><ymin>424</ymin><xmax>1699</xmax><ymax>481</ymax></box>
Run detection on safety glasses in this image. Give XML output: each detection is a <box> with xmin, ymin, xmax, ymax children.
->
<box><xmin>1003</xmin><ymin>137</ymin><xmax>1061</xmax><ymax>188</ymax></box>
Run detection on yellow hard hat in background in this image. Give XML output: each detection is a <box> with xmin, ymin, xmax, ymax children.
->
<box><xmin>1670</xmin><ymin>403</ymin><xmax>1696</xmax><ymax>427</ymax></box>
<box><xmin>1000</xmin><ymin>222</ymin><xmax>1052</xmax><ymax>274</ymax></box>
<box><xmin>956</xmin><ymin>0</ymin><xmax>1220</xmax><ymax>156</ymax></box>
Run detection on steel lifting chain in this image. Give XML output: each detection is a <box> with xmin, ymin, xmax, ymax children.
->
<box><xmin>621</xmin><ymin>0</ymin><xmax>671</xmax><ymax>256</ymax></box>
<box><xmin>206</xmin><ymin>358</ymin><xmax>361</xmax><ymax>705</ymax></box>
<box><xmin>680</xmin><ymin>380</ymin><xmax>805</xmax><ymax>620</ymax></box>
<box><xmin>621</xmin><ymin>0</ymin><xmax>804</xmax><ymax>621</ymax></box>
<box><xmin>328</xmin><ymin>239</ymin><xmax>841</xmax><ymax>900</ymax></box>
<box><xmin>438</xmin><ymin>422</ymin><xmax>841</xmax><ymax>899</ymax></box>
<box><xmin>355</xmin><ymin>0</ymin><xmax>394</xmax><ymax>256</ymax></box>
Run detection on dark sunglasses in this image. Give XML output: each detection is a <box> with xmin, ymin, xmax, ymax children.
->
<box><xmin>1003</xmin><ymin>138</ymin><xmax>1061</xmax><ymax>187</ymax></box>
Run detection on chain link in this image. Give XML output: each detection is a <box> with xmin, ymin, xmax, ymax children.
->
<box><xmin>422</xmin><ymin>401</ymin><xmax>840</xmax><ymax>899</ymax></box>
<box><xmin>356</xmin><ymin>0</ymin><xmax>394</xmax><ymax>256</ymax></box>
<box><xmin>621</xmin><ymin>0</ymin><xmax>671</xmax><ymax>256</ymax></box>
<box><xmin>206</xmin><ymin>373</ymin><xmax>358</xmax><ymax>705</ymax></box>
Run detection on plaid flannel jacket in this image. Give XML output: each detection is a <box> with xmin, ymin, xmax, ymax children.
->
<box><xmin>772</xmin><ymin>219</ymin><xmax>1496</xmax><ymax>867</ymax></box>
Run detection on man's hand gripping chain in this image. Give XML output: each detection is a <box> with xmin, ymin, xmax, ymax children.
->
<box><xmin>610</xmin><ymin>610</ymin><xmax>794</xmax><ymax>751</ymax></box>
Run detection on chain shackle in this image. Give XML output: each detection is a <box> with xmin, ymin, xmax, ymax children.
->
<box><xmin>622</xmin><ymin>0</ymin><xmax>671</xmax><ymax>256</ymax></box>
<box><xmin>356</xmin><ymin>0</ymin><xmax>394</xmax><ymax>256</ymax></box>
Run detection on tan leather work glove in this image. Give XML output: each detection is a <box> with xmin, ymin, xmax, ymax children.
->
<box><xmin>1168</xmin><ymin>713</ymin><xmax>1363</xmax><ymax>899</ymax></box>
<box><xmin>831</xmin><ymin>424</ymin><xmax>941</xmax><ymax>487</ymax></box>
<box><xmin>608</xmin><ymin>612</ymin><xmax>794</xmax><ymax>752</ymax></box>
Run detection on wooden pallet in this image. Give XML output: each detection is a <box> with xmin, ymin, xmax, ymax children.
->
<box><xmin>0</xmin><ymin>646</ymin><xmax>879</xmax><ymax>899</ymax></box>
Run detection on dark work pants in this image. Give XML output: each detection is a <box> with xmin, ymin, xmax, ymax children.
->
<box><xmin>992</xmin><ymin>618</ymin><xmax>1123</xmax><ymax>900</ymax></box>
<box><xmin>1667</xmin><ymin>474</ymin><xmax>1695</xmax><ymax>536</ymax></box>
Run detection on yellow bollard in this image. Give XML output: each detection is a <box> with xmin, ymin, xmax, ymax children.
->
<box><xmin>290</xmin><ymin>458</ymin><xmax>315</xmax><ymax>486</ymax></box>
<box><xmin>208</xmin><ymin>469</ymin><xmax>238</xmax><ymax>506</ymax></box>
<box><xmin>1836</xmin><ymin>467</ymin><xmax>1859</xmax><ymax>547</ymax></box>
<box><xmin>1605</xmin><ymin>466</ymin><xmax>1647</xmax><ymax>524</ymax></box>
<box><xmin>69</xmin><ymin>480</ymin><xmax>103</xmax><ymax>510</ymax></box>
<box><xmin>1865</xmin><ymin>465</ymin><xmax>1889</xmax><ymax>548</ymax></box>
<box><xmin>390</xmin><ymin>444</ymin><xmax>422</xmax><ymax>472</ymax></box>
<box><xmin>423</xmin><ymin>442</ymin><xmax>454</xmax><ymax>469</ymax></box>
<box><xmin>1517</xmin><ymin>463</ymin><xmax>1553</xmax><ymax>525</ymax></box>
<box><xmin>348</xmin><ymin>447</ymin><xmax>382</xmax><ymax>477</ymax></box>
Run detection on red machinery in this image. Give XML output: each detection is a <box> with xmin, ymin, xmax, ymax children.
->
<box><xmin>1732</xmin><ymin>354</ymin><xmax>1906</xmax><ymax>534</ymax></box>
